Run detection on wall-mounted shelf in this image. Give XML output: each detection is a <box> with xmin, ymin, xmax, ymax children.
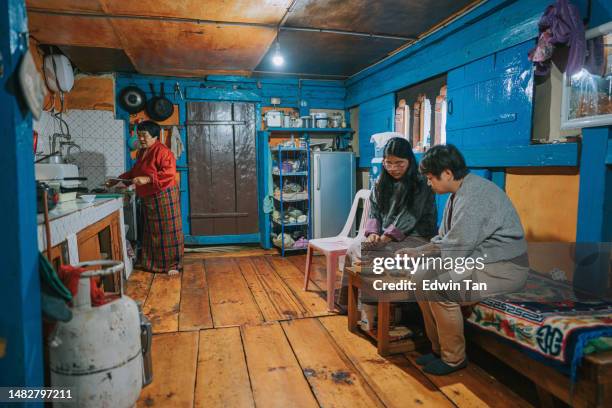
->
<box><xmin>266</xmin><ymin>127</ymin><xmax>354</xmax><ymax>133</ymax></box>
<box><xmin>272</xmin><ymin>147</ymin><xmax>309</xmax><ymax>152</ymax></box>
<box><xmin>274</xmin><ymin>195</ymin><xmax>308</xmax><ymax>202</ymax></box>
<box><xmin>272</xmin><ymin>171</ymin><xmax>308</xmax><ymax>176</ymax></box>
<box><xmin>272</xmin><ymin>219</ymin><xmax>309</xmax><ymax>227</ymax></box>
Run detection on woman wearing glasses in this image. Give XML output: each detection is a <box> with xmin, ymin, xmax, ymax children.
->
<box><xmin>365</xmin><ymin>137</ymin><xmax>437</xmax><ymax>243</ymax></box>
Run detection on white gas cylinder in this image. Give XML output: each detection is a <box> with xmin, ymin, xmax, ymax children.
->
<box><xmin>49</xmin><ymin>260</ymin><xmax>143</xmax><ymax>408</ymax></box>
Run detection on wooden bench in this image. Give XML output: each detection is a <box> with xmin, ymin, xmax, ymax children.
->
<box><xmin>468</xmin><ymin>327</ymin><xmax>612</xmax><ymax>407</ymax></box>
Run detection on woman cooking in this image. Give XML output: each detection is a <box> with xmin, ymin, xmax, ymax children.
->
<box><xmin>107</xmin><ymin>120</ymin><xmax>184</xmax><ymax>275</ymax></box>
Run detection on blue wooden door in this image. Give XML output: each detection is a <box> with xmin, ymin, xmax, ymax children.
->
<box><xmin>358</xmin><ymin>93</ymin><xmax>395</xmax><ymax>167</ymax></box>
<box><xmin>446</xmin><ymin>40</ymin><xmax>535</xmax><ymax>148</ymax></box>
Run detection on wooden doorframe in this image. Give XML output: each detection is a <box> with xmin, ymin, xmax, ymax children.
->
<box><xmin>183</xmin><ymin>99</ymin><xmax>266</xmax><ymax>246</ymax></box>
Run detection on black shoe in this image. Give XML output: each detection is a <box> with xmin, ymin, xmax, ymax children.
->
<box><xmin>423</xmin><ymin>358</ymin><xmax>467</xmax><ymax>375</ymax></box>
<box><xmin>415</xmin><ymin>353</ymin><xmax>440</xmax><ymax>366</ymax></box>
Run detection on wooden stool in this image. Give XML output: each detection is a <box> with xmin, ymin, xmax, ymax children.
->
<box><xmin>346</xmin><ymin>267</ymin><xmax>423</xmax><ymax>356</ymax></box>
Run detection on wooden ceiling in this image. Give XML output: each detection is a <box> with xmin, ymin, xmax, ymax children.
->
<box><xmin>26</xmin><ymin>0</ymin><xmax>480</xmax><ymax>79</ymax></box>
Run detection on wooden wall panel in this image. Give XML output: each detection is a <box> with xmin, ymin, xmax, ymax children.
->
<box><xmin>506</xmin><ymin>167</ymin><xmax>580</xmax><ymax>278</ymax></box>
<box><xmin>30</xmin><ymin>39</ymin><xmax>115</xmax><ymax>112</ymax></box>
<box><xmin>65</xmin><ymin>74</ymin><xmax>115</xmax><ymax>111</ymax></box>
<box><xmin>130</xmin><ymin>105</ymin><xmax>180</xmax><ymax>126</ymax></box>
<box><xmin>506</xmin><ymin>167</ymin><xmax>579</xmax><ymax>243</ymax></box>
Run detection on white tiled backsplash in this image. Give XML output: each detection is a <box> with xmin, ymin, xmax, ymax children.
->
<box><xmin>34</xmin><ymin>110</ymin><xmax>125</xmax><ymax>190</ymax></box>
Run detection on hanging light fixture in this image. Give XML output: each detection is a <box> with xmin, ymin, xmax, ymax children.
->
<box><xmin>272</xmin><ymin>40</ymin><xmax>284</xmax><ymax>67</ymax></box>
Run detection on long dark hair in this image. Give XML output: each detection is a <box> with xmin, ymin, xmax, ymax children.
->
<box><xmin>375</xmin><ymin>137</ymin><xmax>419</xmax><ymax>214</ymax></box>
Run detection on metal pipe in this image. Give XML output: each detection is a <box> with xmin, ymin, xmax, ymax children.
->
<box><xmin>252</xmin><ymin>70</ymin><xmax>347</xmax><ymax>79</ymax></box>
<box><xmin>278</xmin><ymin>0</ymin><xmax>299</xmax><ymax>29</ymax></box>
<box><xmin>279</xmin><ymin>26</ymin><xmax>414</xmax><ymax>41</ymax></box>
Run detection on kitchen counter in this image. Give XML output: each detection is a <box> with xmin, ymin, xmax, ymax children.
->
<box><xmin>38</xmin><ymin>196</ymin><xmax>132</xmax><ymax>277</ymax></box>
<box><xmin>37</xmin><ymin>196</ymin><xmax>120</xmax><ymax>226</ymax></box>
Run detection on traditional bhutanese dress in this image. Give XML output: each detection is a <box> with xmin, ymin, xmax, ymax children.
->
<box><xmin>365</xmin><ymin>175</ymin><xmax>437</xmax><ymax>240</ymax></box>
<box><xmin>120</xmin><ymin>140</ymin><xmax>184</xmax><ymax>273</ymax></box>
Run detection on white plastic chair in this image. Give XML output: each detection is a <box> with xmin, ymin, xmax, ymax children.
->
<box><xmin>303</xmin><ymin>189</ymin><xmax>372</xmax><ymax>311</ymax></box>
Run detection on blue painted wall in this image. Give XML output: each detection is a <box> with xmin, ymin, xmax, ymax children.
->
<box><xmin>577</xmin><ymin>128</ymin><xmax>612</xmax><ymax>242</ymax></box>
<box><xmin>348</xmin><ymin>0</ymin><xmax>611</xmax><ymax>245</ymax></box>
<box><xmin>358</xmin><ymin>93</ymin><xmax>394</xmax><ymax>167</ymax></box>
<box><xmin>115</xmin><ymin>74</ymin><xmax>346</xmax><ymax>244</ymax></box>
<box><xmin>446</xmin><ymin>40</ymin><xmax>535</xmax><ymax>148</ymax></box>
<box><xmin>0</xmin><ymin>0</ymin><xmax>43</xmax><ymax>392</ymax></box>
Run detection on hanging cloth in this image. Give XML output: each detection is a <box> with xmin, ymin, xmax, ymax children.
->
<box><xmin>529</xmin><ymin>0</ymin><xmax>586</xmax><ymax>76</ymax></box>
<box><xmin>170</xmin><ymin>126</ymin><xmax>184</xmax><ymax>160</ymax></box>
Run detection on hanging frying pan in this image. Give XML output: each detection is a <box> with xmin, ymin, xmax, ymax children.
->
<box><xmin>118</xmin><ymin>85</ymin><xmax>146</xmax><ymax>114</ymax></box>
<box><xmin>146</xmin><ymin>82</ymin><xmax>174</xmax><ymax>121</ymax></box>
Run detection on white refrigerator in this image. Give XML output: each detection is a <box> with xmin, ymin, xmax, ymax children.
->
<box><xmin>311</xmin><ymin>151</ymin><xmax>356</xmax><ymax>239</ymax></box>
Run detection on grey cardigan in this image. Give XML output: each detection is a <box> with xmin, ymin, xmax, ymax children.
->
<box><xmin>432</xmin><ymin>173</ymin><xmax>527</xmax><ymax>263</ymax></box>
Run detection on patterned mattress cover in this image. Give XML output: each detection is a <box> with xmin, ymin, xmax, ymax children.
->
<box><xmin>467</xmin><ymin>272</ymin><xmax>612</xmax><ymax>379</ymax></box>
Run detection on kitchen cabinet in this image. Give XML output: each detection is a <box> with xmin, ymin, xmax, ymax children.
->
<box><xmin>38</xmin><ymin>197</ymin><xmax>131</xmax><ymax>281</ymax></box>
<box><xmin>77</xmin><ymin>211</ymin><xmax>123</xmax><ymax>292</ymax></box>
<box><xmin>46</xmin><ymin>243</ymin><xmax>68</xmax><ymax>272</ymax></box>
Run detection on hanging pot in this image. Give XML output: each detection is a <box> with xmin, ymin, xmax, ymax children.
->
<box><xmin>146</xmin><ymin>83</ymin><xmax>174</xmax><ymax>121</ymax></box>
<box><xmin>118</xmin><ymin>86</ymin><xmax>146</xmax><ymax>114</ymax></box>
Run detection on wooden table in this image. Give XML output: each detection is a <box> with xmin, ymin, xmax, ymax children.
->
<box><xmin>346</xmin><ymin>267</ymin><xmax>424</xmax><ymax>356</ymax></box>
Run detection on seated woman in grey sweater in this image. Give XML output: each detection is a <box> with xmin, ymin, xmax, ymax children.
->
<box><xmin>399</xmin><ymin>144</ymin><xmax>529</xmax><ymax>376</ymax></box>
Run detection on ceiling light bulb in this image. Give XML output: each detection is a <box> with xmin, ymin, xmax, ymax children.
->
<box><xmin>273</xmin><ymin>53</ymin><xmax>284</xmax><ymax>66</ymax></box>
<box><xmin>272</xmin><ymin>42</ymin><xmax>284</xmax><ymax>67</ymax></box>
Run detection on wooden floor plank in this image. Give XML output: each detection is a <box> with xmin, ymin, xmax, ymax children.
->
<box><xmin>185</xmin><ymin>248</ymin><xmax>277</xmax><ymax>259</ymax></box>
<box><xmin>240</xmin><ymin>257</ymin><xmax>308</xmax><ymax>321</ymax></box>
<box><xmin>179</xmin><ymin>261</ymin><xmax>213</xmax><ymax>331</ymax></box>
<box><xmin>205</xmin><ymin>258</ymin><xmax>263</xmax><ymax>327</ymax></box>
<box><xmin>406</xmin><ymin>351</ymin><xmax>532</xmax><ymax>407</ymax></box>
<box><xmin>281</xmin><ymin>319</ymin><xmax>384</xmax><ymax>408</ymax></box>
<box><xmin>242</xmin><ymin>323</ymin><xmax>319</xmax><ymax>408</ymax></box>
<box><xmin>266</xmin><ymin>256</ymin><xmax>334</xmax><ymax>317</ymax></box>
<box><xmin>195</xmin><ymin>327</ymin><xmax>254</xmax><ymax>408</ymax></box>
<box><xmin>319</xmin><ymin>315</ymin><xmax>452</xmax><ymax>408</ymax></box>
<box><xmin>289</xmin><ymin>253</ymin><xmax>337</xmax><ymax>292</ymax></box>
<box><xmin>125</xmin><ymin>270</ymin><xmax>154</xmax><ymax>304</ymax></box>
<box><xmin>142</xmin><ymin>272</ymin><xmax>181</xmax><ymax>333</ymax></box>
<box><xmin>137</xmin><ymin>331</ymin><xmax>199</xmax><ymax>408</ymax></box>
